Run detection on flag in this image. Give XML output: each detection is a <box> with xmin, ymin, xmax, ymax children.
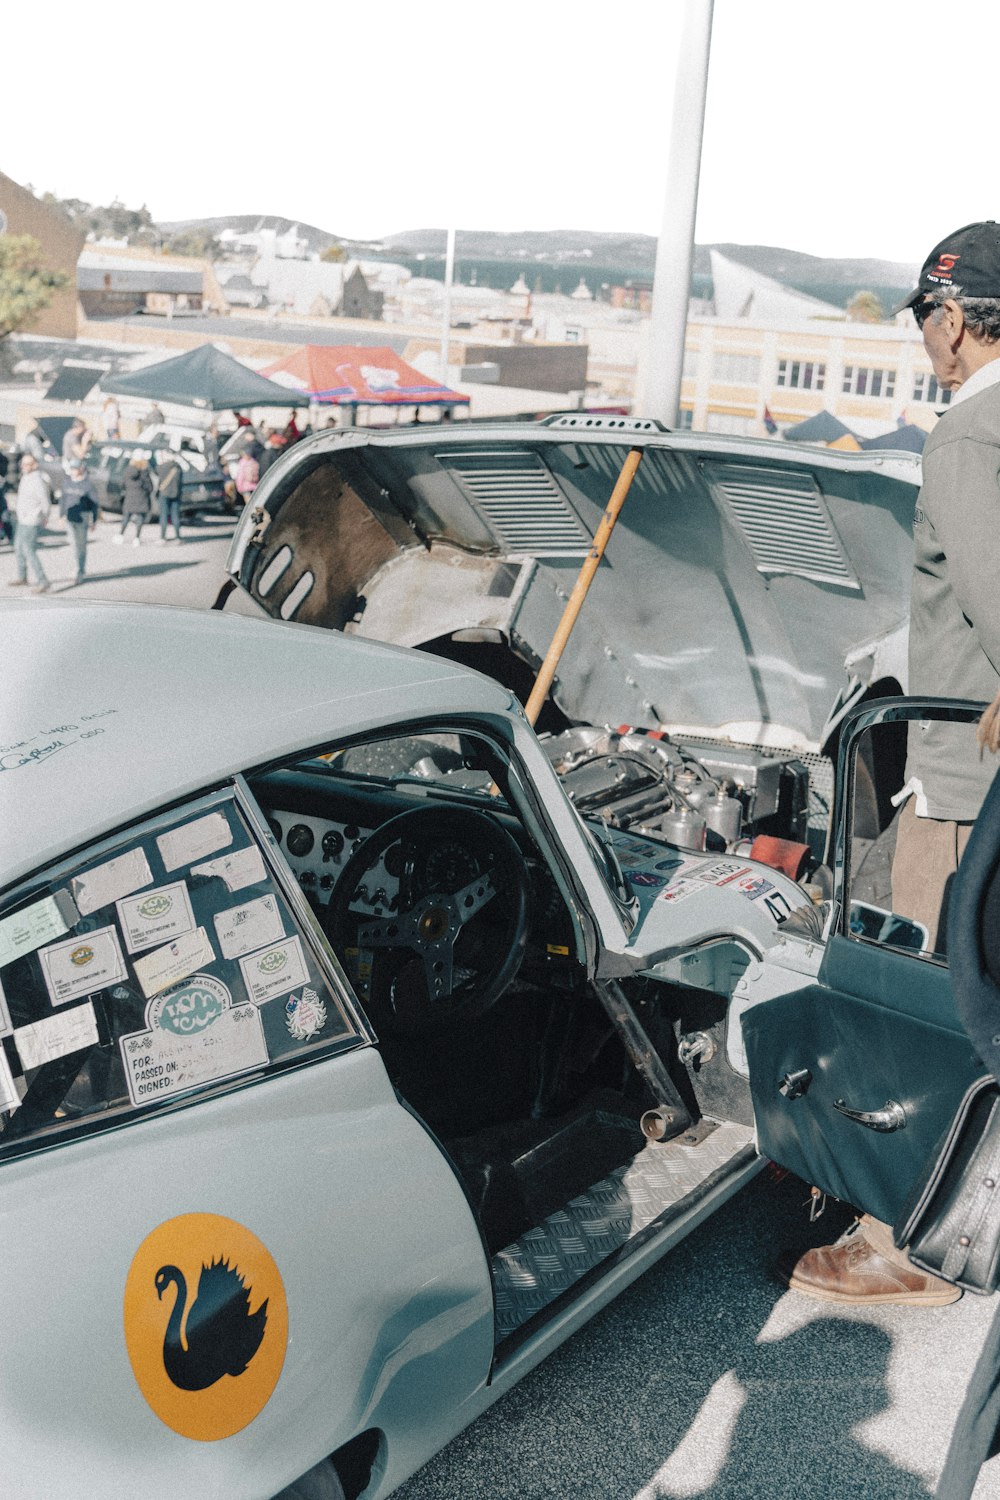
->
<box><xmin>762</xmin><ymin>406</ymin><xmax>777</xmax><ymax>435</ymax></box>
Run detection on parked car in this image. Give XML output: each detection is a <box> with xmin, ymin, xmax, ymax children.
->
<box><xmin>86</xmin><ymin>441</ymin><xmax>229</xmax><ymax>516</ymax></box>
<box><xmin>0</xmin><ymin>599</ymin><xmax>985</xmax><ymax>1498</ymax></box>
<box><xmin>136</xmin><ymin>422</ymin><xmax>239</xmax><ymax>458</ymax></box>
<box><xmin>20</xmin><ymin>422</ymin><xmax>229</xmax><ymax>516</ymax></box>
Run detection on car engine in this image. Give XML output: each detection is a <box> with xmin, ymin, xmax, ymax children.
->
<box><xmin>540</xmin><ymin>725</ymin><xmax>815</xmax><ymax>856</ymax></box>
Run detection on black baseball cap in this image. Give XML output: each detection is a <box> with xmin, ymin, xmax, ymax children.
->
<box><xmin>895</xmin><ymin>221</ymin><xmax>1000</xmax><ymax>313</ymax></box>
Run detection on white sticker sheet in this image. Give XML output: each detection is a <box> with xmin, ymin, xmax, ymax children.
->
<box><xmin>71</xmin><ymin>847</ymin><xmax>153</xmax><ymax>917</ymax></box>
<box><xmin>213</xmin><ymin>894</ymin><xmax>285</xmax><ymax>961</ymax></box>
<box><xmin>191</xmin><ymin>845</ymin><xmax>267</xmax><ymax>894</ymax></box>
<box><xmin>119</xmin><ymin>999</ymin><xmax>268</xmax><ymax>1107</ymax></box>
<box><xmin>0</xmin><ymin>1047</ymin><xmax>20</xmax><ymax>1115</ymax></box>
<box><xmin>39</xmin><ymin>925</ymin><xmax>127</xmax><ymax>1007</ymax></box>
<box><xmin>157</xmin><ymin>813</ymin><xmax>233</xmax><ymax>873</ymax></box>
<box><xmin>658</xmin><ymin>878</ymin><xmax>702</xmax><ymax>905</ymax></box>
<box><xmin>133</xmin><ymin>927</ymin><xmax>216</xmax><ymax>1000</ymax></box>
<box><xmin>239</xmin><ymin>936</ymin><xmax>309</xmax><ymax>1006</ymax></box>
<box><xmin>0</xmin><ymin>892</ymin><xmax>75</xmax><ymax>968</ymax></box>
<box><xmin>0</xmin><ymin>974</ymin><xmax>11</xmax><ymax>1039</ymax></box>
<box><xmin>116</xmin><ymin>881</ymin><xmax>196</xmax><ymax>955</ymax></box>
<box><xmin>15</xmin><ymin>1002</ymin><xmax>99</xmax><ymax>1071</ymax></box>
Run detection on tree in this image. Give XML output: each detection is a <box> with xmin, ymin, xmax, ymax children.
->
<box><xmin>39</xmin><ymin>191</ymin><xmax>157</xmax><ymax>245</ymax></box>
<box><xmin>0</xmin><ymin>235</ymin><xmax>70</xmax><ymax>340</ymax></box>
<box><xmin>165</xmin><ymin>229</ymin><xmax>223</xmax><ymax>260</ymax></box>
<box><xmin>320</xmin><ymin>243</ymin><xmax>347</xmax><ymax>263</ymax></box>
<box><xmin>847</xmin><ymin>290</ymin><xmax>885</xmax><ymax>323</ymax></box>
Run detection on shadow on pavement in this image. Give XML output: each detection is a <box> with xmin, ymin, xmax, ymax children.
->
<box><xmin>394</xmin><ymin>1172</ymin><xmax>932</xmax><ymax>1500</ymax></box>
<box><xmin>662</xmin><ymin>1318</ymin><xmax>925</xmax><ymax>1500</ymax></box>
<box><xmin>70</xmin><ymin>563</ymin><xmax>202</xmax><ymax>584</ymax></box>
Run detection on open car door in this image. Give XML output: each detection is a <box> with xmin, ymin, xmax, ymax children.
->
<box><xmin>742</xmin><ymin>698</ymin><xmax>989</xmax><ymax>1225</ymax></box>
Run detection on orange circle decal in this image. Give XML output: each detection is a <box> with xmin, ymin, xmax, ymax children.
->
<box><xmin>123</xmin><ymin>1212</ymin><xmax>288</xmax><ymax>1441</ymax></box>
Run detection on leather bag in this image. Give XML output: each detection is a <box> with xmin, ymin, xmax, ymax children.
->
<box><xmin>894</xmin><ymin>1074</ymin><xmax>1000</xmax><ymax>1294</ymax></box>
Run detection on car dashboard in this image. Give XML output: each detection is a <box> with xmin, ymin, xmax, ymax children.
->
<box><xmin>252</xmin><ymin>768</ymin><xmax>579</xmax><ymax>980</ymax></box>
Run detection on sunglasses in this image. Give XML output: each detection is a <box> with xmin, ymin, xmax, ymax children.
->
<box><xmin>913</xmin><ymin>299</ymin><xmax>938</xmax><ymax>330</ymax></box>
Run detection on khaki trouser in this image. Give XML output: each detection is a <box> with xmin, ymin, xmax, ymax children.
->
<box><xmin>890</xmin><ymin>797</ymin><xmax>974</xmax><ymax>953</ymax></box>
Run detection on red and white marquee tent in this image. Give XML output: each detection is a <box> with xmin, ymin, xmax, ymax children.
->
<box><xmin>261</xmin><ymin>345</ymin><xmax>469</xmax><ymax>409</ymax></box>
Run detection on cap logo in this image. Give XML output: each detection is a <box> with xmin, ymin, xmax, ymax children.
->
<box><xmin>931</xmin><ymin>252</ymin><xmax>960</xmax><ymax>281</ymax></box>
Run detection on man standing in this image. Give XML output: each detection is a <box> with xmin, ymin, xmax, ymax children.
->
<box><xmin>61</xmin><ymin>417</ymin><xmax>92</xmax><ymax>467</ymax></box>
<box><xmin>9</xmin><ymin>454</ymin><xmax>53</xmax><ymax>593</ymax></box>
<box><xmin>60</xmin><ymin>460</ymin><xmax>99</xmax><ymax>584</ymax></box>
<box><xmin>154</xmin><ymin>451</ymin><xmax>184</xmax><ymax>543</ymax></box>
<box><xmin>100</xmin><ymin>397</ymin><xmax>120</xmax><ymax>442</ymax></box>
<box><xmin>786</xmin><ymin>221</ymin><xmax>1000</xmax><ymax>1307</ymax></box>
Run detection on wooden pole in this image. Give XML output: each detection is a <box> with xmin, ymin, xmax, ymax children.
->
<box><xmin>523</xmin><ymin>446</ymin><xmax>644</xmax><ymax>727</ymax></box>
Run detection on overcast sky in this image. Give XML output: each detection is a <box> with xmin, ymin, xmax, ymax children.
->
<box><xmin>5</xmin><ymin>0</ymin><xmax>993</xmax><ymax>267</ymax></box>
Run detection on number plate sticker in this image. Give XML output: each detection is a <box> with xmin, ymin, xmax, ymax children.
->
<box><xmin>39</xmin><ymin>924</ymin><xmax>127</xmax><ymax>1006</ymax></box>
<box><xmin>239</xmin><ymin>937</ymin><xmax>309</xmax><ymax>1006</ymax></box>
<box><xmin>213</xmin><ymin>895</ymin><xmax>284</xmax><ymax>961</ymax></box>
<box><xmin>117</xmin><ymin>882</ymin><xmax>196</xmax><ymax>954</ymax></box>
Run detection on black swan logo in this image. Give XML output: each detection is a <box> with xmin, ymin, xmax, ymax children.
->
<box><xmin>155</xmin><ymin>1257</ymin><xmax>269</xmax><ymax>1391</ymax></box>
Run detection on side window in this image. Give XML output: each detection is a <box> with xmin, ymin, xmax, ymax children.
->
<box><xmin>844</xmin><ymin>709</ymin><xmax>987</xmax><ymax>962</ymax></box>
<box><xmin>0</xmin><ymin>790</ymin><xmax>361</xmax><ymax>1161</ymax></box>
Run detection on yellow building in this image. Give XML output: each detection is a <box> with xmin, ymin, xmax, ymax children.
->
<box><xmin>0</xmin><ymin>171</ymin><xmax>83</xmax><ymax>339</ymax></box>
<box><xmin>679</xmin><ymin>315</ymin><xmax>946</xmax><ymax>439</ymax></box>
<box><xmin>676</xmin><ymin>253</ymin><xmax>943</xmax><ymax>439</ymax></box>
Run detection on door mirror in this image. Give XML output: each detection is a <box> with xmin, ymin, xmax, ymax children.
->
<box><xmin>834</xmin><ymin>696</ymin><xmax>990</xmax><ymax>963</ymax></box>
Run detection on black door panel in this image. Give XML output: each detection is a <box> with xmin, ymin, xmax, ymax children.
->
<box><xmin>743</xmin><ymin>939</ymin><xmax>983</xmax><ymax>1223</ymax></box>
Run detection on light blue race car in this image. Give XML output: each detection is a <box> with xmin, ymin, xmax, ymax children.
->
<box><xmin>0</xmin><ymin>598</ymin><xmax>983</xmax><ymax>1498</ymax></box>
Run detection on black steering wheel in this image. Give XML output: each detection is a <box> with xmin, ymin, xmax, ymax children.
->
<box><xmin>324</xmin><ymin>804</ymin><xmax>530</xmax><ymax>1030</ymax></box>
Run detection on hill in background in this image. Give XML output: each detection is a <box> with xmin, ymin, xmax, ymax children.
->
<box><xmin>158</xmin><ymin>215</ymin><xmax>918</xmax><ymax>309</ymax></box>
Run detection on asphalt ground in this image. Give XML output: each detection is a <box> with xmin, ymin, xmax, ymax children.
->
<box><xmin>4</xmin><ymin>519</ymin><xmax>1000</xmax><ymax>1498</ymax></box>
<box><xmin>395</xmin><ymin>1169</ymin><xmax>1000</xmax><ymax>1500</ymax></box>
<box><xmin>0</xmin><ymin>508</ymin><xmax>250</xmax><ymax>612</ymax></box>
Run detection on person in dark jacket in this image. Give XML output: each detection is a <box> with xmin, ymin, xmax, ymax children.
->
<box><xmin>154</xmin><ymin>451</ymin><xmax>184</xmax><ymax>543</ymax></box>
<box><xmin>115</xmin><ymin>456</ymin><xmax>153</xmax><ymax>546</ymax></box>
<box><xmin>59</xmin><ymin>461</ymin><xmax>99</xmax><ymax>584</ymax></box>
<box><xmin>0</xmin><ymin>447</ymin><xmax>11</xmax><ymax>544</ymax></box>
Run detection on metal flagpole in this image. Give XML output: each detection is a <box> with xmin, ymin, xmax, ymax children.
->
<box><xmin>440</xmin><ymin>227</ymin><xmax>456</xmax><ymax>381</ymax></box>
<box><xmin>641</xmin><ymin>0</ymin><xmax>715</xmax><ymax>426</ymax></box>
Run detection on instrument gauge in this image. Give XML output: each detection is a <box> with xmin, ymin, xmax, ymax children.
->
<box><xmin>421</xmin><ymin>841</ymin><xmax>479</xmax><ymax>894</ymax></box>
<box><xmin>286</xmin><ymin>823</ymin><xmax>315</xmax><ymax>858</ymax></box>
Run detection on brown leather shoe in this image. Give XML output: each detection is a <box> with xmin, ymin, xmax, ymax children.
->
<box><xmin>780</xmin><ymin>1216</ymin><xmax>961</xmax><ymax>1306</ymax></box>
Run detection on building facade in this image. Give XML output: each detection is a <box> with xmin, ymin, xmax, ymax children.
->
<box><xmin>677</xmin><ymin>315</ymin><xmax>946</xmax><ymax>437</ymax></box>
<box><xmin>0</xmin><ymin>171</ymin><xmax>84</xmax><ymax>338</ymax></box>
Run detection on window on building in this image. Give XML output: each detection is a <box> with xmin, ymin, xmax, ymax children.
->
<box><xmin>682</xmin><ymin>349</ymin><xmax>699</xmax><ymax>381</ymax></box>
<box><xmin>564</xmin><ymin>327</ymin><xmax>581</xmax><ymax>344</ymax></box>
<box><xmin>912</xmin><ymin>371</ymin><xmax>952</xmax><ymax>405</ymax></box>
<box><xmin>704</xmin><ymin>412</ymin><xmax>756</xmax><ymax>436</ymax></box>
<box><xmin>713</xmin><ymin>352</ymin><xmax>761</xmax><ymax>384</ymax></box>
<box><xmin>776</xmin><ymin>359</ymin><xmax>825</xmax><ymax>391</ymax></box>
<box><xmin>842</xmin><ymin>366</ymin><xmax>896</xmax><ymax>398</ymax></box>
<box><xmin>678</xmin><ymin>407</ymin><xmax>694</xmax><ymax>430</ymax></box>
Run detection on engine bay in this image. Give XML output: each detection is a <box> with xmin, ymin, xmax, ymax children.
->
<box><xmin>541</xmin><ymin>724</ymin><xmax>817</xmax><ymax>856</ymax></box>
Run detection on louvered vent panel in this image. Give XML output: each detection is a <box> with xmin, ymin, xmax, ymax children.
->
<box><xmin>439</xmin><ymin>451</ymin><xmax>591</xmax><ymax>555</ymax></box>
<box><xmin>704</xmin><ymin>462</ymin><xmax>859</xmax><ymax>588</ymax></box>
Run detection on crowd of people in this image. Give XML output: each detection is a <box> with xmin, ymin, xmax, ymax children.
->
<box><xmin>0</xmin><ymin>405</ymin><xmax>312</xmax><ymax>592</ymax></box>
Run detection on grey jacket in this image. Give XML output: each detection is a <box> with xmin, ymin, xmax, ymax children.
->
<box><xmin>906</xmin><ymin>375</ymin><xmax>1000</xmax><ymax>819</ymax></box>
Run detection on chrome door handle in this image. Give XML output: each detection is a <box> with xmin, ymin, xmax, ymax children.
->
<box><xmin>833</xmin><ymin>1097</ymin><xmax>906</xmax><ymax>1132</ymax></box>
